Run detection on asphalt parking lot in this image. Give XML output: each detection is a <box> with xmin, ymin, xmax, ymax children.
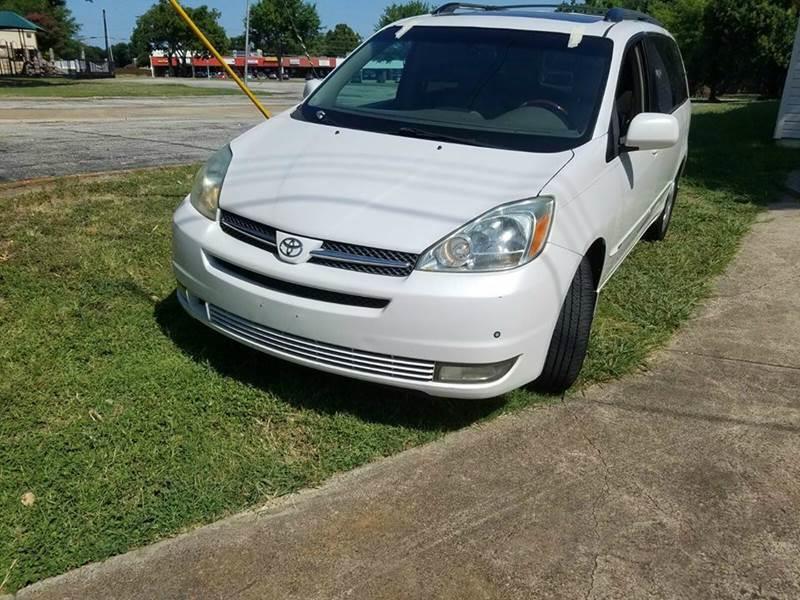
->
<box><xmin>0</xmin><ymin>80</ymin><xmax>302</xmax><ymax>181</ymax></box>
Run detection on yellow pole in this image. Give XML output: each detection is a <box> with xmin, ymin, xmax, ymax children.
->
<box><xmin>167</xmin><ymin>0</ymin><xmax>271</xmax><ymax>119</ymax></box>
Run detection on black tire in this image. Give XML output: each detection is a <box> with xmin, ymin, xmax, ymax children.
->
<box><xmin>534</xmin><ymin>257</ymin><xmax>597</xmax><ymax>394</ymax></box>
<box><xmin>644</xmin><ymin>176</ymin><xmax>679</xmax><ymax>242</ymax></box>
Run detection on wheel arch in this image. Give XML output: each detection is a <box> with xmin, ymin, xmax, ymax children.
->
<box><xmin>678</xmin><ymin>154</ymin><xmax>688</xmax><ymax>179</ymax></box>
<box><xmin>585</xmin><ymin>238</ymin><xmax>607</xmax><ymax>290</ymax></box>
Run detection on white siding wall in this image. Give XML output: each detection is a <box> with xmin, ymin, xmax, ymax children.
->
<box><xmin>776</xmin><ymin>17</ymin><xmax>800</xmax><ymax>139</ymax></box>
<box><xmin>0</xmin><ymin>29</ymin><xmax>39</xmax><ymax>76</ymax></box>
<box><xmin>0</xmin><ymin>29</ymin><xmax>38</xmax><ymax>50</ymax></box>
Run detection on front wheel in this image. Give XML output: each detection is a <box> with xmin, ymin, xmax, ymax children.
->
<box><xmin>534</xmin><ymin>257</ymin><xmax>597</xmax><ymax>394</ymax></box>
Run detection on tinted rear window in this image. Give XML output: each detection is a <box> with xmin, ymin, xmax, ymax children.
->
<box><xmin>646</xmin><ymin>36</ymin><xmax>688</xmax><ymax>113</ymax></box>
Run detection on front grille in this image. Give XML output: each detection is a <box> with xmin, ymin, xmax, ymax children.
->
<box><xmin>220</xmin><ymin>211</ymin><xmax>277</xmax><ymax>252</ymax></box>
<box><xmin>310</xmin><ymin>241</ymin><xmax>418</xmax><ymax>277</ymax></box>
<box><xmin>209</xmin><ymin>256</ymin><xmax>389</xmax><ymax>309</ymax></box>
<box><xmin>219</xmin><ymin>210</ymin><xmax>419</xmax><ymax>278</ymax></box>
<box><xmin>208</xmin><ymin>305</ymin><xmax>436</xmax><ymax>382</ymax></box>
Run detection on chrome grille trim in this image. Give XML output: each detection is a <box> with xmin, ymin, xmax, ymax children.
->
<box><xmin>222</xmin><ymin>221</ymin><xmax>277</xmax><ymax>248</ymax></box>
<box><xmin>219</xmin><ymin>211</ymin><xmax>418</xmax><ymax>277</ymax></box>
<box><xmin>219</xmin><ymin>211</ymin><xmax>277</xmax><ymax>251</ymax></box>
<box><xmin>313</xmin><ymin>241</ymin><xmax>417</xmax><ymax>277</ymax></box>
<box><xmin>208</xmin><ymin>305</ymin><xmax>435</xmax><ymax>381</ymax></box>
<box><xmin>309</xmin><ymin>248</ymin><xmax>412</xmax><ymax>269</ymax></box>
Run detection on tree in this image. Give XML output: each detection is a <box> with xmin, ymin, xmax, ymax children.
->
<box><xmin>581</xmin><ymin>0</ymin><xmax>654</xmax><ymax>10</ymax></box>
<box><xmin>322</xmin><ymin>23</ymin><xmax>362</xmax><ymax>56</ymax></box>
<box><xmin>249</xmin><ymin>0</ymin><xmax>321</xmax><ymax>77</ymax></box>
<box><xmin>701</xmin><ymin>0</ymin><xmax>797</xmax><ymax>98</ymax></box>
<box><xmin>648</xmin><ymin>0</ymin><xmax>710</xmax><ymax>95</ymax></box>
<box><xmin>586</xmin><ymin>0</ymin><xmax>799</xmax><ymax>99</ymax></box>
<box><xmin>376</xmin><ymin>1</ymin><xmax>432</xmax><ymax>29</ymax></box>
<box><xmin>652</xmin><ymin>0</ymin><xmax>797</xmax><ymax>99</ymax></box>
<box><xmin>0</xmin><ymin>0</ymin><xmax>78</xmax><ymax>57</ymax></box>
<box><xmin>111</xmin><ymin>42</ymin><xmax>134</xmax><ymax>67</ymax></box>
<box><xmin>81</xmin><ymin>44</ymin><xmax>105</xmax><ymax>62</ymax></box>
<box><xmin>131</xmin><ymin>0</ymin><xmax>228</xmax><ymax>76</ymax></box>
<box><xmin>230</xmin><ymin>34</ymin><xmax>246</xmax><ymax>52</ymax></box>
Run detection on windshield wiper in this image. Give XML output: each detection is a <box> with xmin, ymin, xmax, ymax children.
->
<box><xmin>395</xmin><ymin>126</ymin><xmax>490</xmax><ymax>148</ymax></box>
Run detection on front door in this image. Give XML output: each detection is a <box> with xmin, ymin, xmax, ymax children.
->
<box><xmin>608</xmin><ymin>40</ymin><xmax>661</xmax><ymax>262</ymax></box>
<box><xmin>643</xmin><ymin>35</ymin><xmax>691</xmax><ymax>206</ymax></box>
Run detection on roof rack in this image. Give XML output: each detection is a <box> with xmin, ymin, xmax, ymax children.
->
<box><xmin>604</xmin><ymin>7</ymin><xmax>662</xmax><ymax>27</ymax></box>
<box><xmin>431</xmin><ymin>3</ymin><xmax>663</xmax><ymax>27</ymax></box>
<box><xmin>433</xmin><ymin>3</ymin><xmax>594</xmax><ymax>15</ymax></box>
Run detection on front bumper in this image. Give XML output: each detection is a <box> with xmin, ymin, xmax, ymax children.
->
<box><xmin>172</xmin><ymin>197</ymin><xmax>581</xmax><ymax>398</ymax></box>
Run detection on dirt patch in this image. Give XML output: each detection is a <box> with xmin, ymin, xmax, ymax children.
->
<box><xmin>0</xmin><ymin>166</ymin><xmax>195</xmax><ymax>200</ymax></box>
<box><xmin>0</xmin><ymin>239</ymin><xmax>14</xmax><ymax>263</ymax></box>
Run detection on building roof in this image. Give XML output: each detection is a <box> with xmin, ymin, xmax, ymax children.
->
<box><xmin>0</xmin><ymin>11</ymin><xmax>44</xmax><ymax>32</ymax></box>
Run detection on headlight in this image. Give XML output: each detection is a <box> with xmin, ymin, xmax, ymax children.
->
<box><xmin>417</xmin><ymin>197</ymin><xmax>555</xmax><ymax>272</ymax></box>
<box><xmin>190</xmin><ymin>144</ymin><xmax>233</xmax><ymax>220</ymax></box>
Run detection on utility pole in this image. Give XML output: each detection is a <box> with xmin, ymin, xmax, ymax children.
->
<box><xmin>102</xmin><ymin>9</ymin><xmax>114</xmax><ymax>75</ymax></box>
<box><xmin>244</xmin><ymin>0</ymin><xmax>251</xmax><ymax>82</ymax></box>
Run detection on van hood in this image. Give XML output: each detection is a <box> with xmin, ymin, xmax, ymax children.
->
<box><xmin>220</xmin><ymin>112</ymin><xmax>572</xmax><ymax>253</ymax></box>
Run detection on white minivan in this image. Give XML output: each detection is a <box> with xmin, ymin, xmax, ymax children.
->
<box><xmin>172</xmin><ymin>4</ymin><xmax>690</xmax><ymax>399</ymax></box>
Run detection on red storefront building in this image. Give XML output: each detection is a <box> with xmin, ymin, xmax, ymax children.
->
<box><xmin>149</xmin><ymin>53</ymin><xmax>339</xmax><ymax>79</ymax></box>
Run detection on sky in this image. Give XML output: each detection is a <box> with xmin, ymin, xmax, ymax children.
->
<box><xmin>67</xmin><ymin>0</ymin><xmax>389</xmax><ymax>47</ymax></box>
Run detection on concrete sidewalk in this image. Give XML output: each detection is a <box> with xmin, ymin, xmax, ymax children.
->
<box><xmin>13</xmin><ymin>202</ymin><xmax>800</xmax><ymax>599</ymax></box>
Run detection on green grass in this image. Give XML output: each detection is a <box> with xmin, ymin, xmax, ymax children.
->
<box><xmin>0</xmin><ymin>101</ymin><xmax>796</xmax><ymax>593</ymax></box>
<box><xmin>0</xmin><ymin>77</ymin><xmax>246</xmax><ymax>98</ymax></box>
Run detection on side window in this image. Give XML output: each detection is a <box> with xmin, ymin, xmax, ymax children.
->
<box><xmin>645</xmin><ymin>36</ymin><xmax>688</xmax><ymax>113</ymax></box>
<box><xmin>614</xmin><ymin>42</ymin><xmax>647</xmax><ymax>138</ymax></box>
<box><xmin>662</xmin><ymin>38</ymin><xmax>689</xmax><ymax>105</ymax></box>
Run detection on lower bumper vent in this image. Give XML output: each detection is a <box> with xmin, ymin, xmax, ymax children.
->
<box><xmin>208</xmin><ymin>304</ymin><xmax>436</xmax><ymax>382</ymax></box>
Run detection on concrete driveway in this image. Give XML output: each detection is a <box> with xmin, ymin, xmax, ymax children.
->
<box><xmin>10</xmin><ymin>199</ymin><xmax>799</xmax><ymax>599</ymax></box>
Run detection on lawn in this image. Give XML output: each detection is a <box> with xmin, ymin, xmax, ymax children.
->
<box><xmin>0</xmin><ymin>77</ymin><xmax>249</xmax><ymax>98</ymax></box>
<box><xmin>0</xmin><ymin>101</ymin><xmax>796</xmax><ymax>593</ymax></box>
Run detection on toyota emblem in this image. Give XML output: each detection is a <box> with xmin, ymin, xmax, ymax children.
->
<box><xmin>279</xmin><ymin>237</ymin><xmax>304</xmax><ymax>258</ymax></box>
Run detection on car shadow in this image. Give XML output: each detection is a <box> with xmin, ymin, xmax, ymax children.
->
<box><xmin>153</xmin><ymin>101</ymin><xmax>797</xmax><ymax>433</ymax></box>
<box><xmin>154</xmin><ymin>291</ymin><xmax>506</xmax><ymax>432</ymax></box>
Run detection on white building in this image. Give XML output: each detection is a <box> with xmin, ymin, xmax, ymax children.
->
<box><xmin>775</xmin><ymin>17</ymin><xmax>800</xmax><ymax>143</ymax></box>
<box><xmin>0</xmin><ymin>10</ymin><xmax>42</xmax><ymax>76</ymax></box>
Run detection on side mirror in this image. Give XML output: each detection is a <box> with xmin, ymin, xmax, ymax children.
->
<box><xmin>624</xmin><ymin>113</ymin><xmax>679</xmax><ymax>152</ymax></box>
<box><xmin>303</xmin><ymin>78</ymin><xmax>323</xmax><ymax>99</ymax></box>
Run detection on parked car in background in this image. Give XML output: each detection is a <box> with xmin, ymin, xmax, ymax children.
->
<box><xmin>173</xmin><ymin>3</ymin><xmax>690</xmax><ymax>399</ymax></box>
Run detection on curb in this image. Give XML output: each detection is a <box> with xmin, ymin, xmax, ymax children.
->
<box><xmin>0</xmin><ymin>164</ymin><xmax>198</xmax><ymax>197</ymax></box>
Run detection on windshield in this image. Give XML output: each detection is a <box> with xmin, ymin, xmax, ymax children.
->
<box><xmin>299</xmin><ymin>25</ymin><xmax>613</xmax><ymax>153</ymax></box>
